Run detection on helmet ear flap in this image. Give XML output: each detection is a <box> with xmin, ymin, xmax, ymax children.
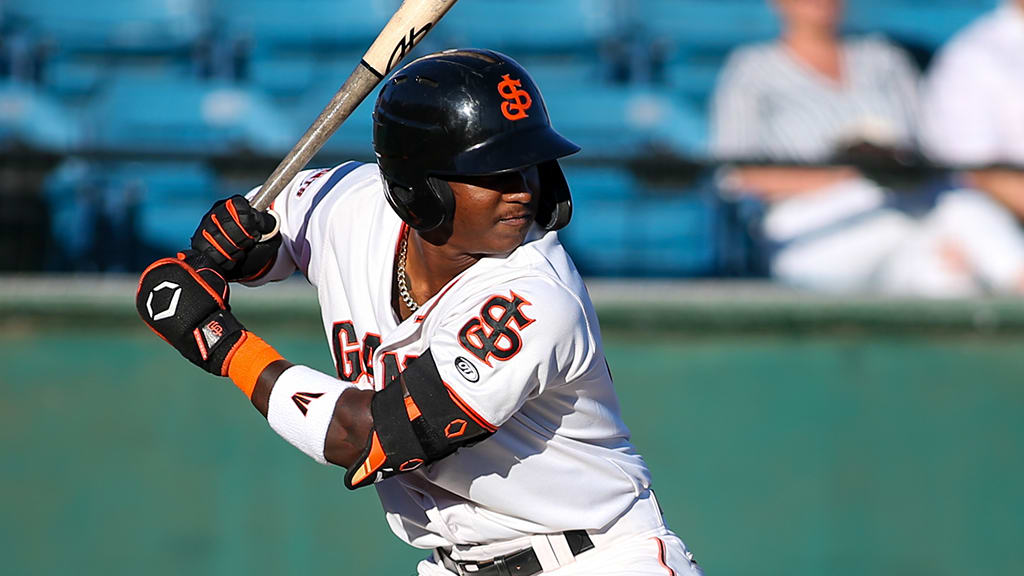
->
<box><xmin>426</xmin><ymin>176</ymin><xmax>456</xmax><ymax>229</ymax></box>
<box><xmin>380</xmin><ymin>169</ymin><xmax>452</xmax><ymax>231</ymax></box>
<box><xmin>536</xmin><ymin>161</ymin><xmax>572</xmax><ymax>231</ymax></box>
<box><xmin>382</xmin><ymin>180</ymin><xmax>417</xmax><ymax>227</ymax></box>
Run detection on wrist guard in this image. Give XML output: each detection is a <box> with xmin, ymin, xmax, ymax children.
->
<box><xmin>136</xmin><ymin>251</ymin><xmax>246</xmax><ymax>376</ymax></box>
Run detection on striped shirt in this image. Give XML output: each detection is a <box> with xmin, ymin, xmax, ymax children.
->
<box><xmin>710</xmin><ymin>36</ymin><xmax>920</xmax><ymax>162</ymax></box>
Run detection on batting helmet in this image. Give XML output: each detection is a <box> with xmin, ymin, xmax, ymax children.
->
<box><xmin>373</xmin><ymin>49</ymin><xmax>580</xmax><ymax>231</ymax></box>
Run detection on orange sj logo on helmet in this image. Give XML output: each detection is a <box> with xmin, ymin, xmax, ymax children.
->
<box><xmin>497</xmin><ymin>74</ymin><xmax>533</xmax><ymax>121</ymax></box>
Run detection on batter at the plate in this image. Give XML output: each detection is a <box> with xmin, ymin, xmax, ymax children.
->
<box><xmin>136</xmin><ymin>49</ymin><xmax>702</xmax><ymax>576</ymax></box>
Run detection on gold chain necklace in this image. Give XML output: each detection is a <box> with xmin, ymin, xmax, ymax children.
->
<box><xmin>396</xmin><ymin>228</ymin><xmax>419</xmax><ymax>312</ymax></box>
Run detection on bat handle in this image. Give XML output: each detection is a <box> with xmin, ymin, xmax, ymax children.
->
<box><xmin>257</xmin><ymin>209</ymin><xmax>282</xmax><ymax>243</ymax></box>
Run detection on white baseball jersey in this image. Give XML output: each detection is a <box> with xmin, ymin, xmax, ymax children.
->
<box><xmin>251</xmin><ymin>161</ymin><xmax>655</xmax><ymax>552</ymax></box>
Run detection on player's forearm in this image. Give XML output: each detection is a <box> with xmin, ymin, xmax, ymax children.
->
<box><xmin>726</xmin><ymin>166</ymin><xmax>860</xmax><ymax>200</ymax></box>
<box><xmin>965</xmin><ymin>170</ymin><xmax>1024</xmax><ymax>221</ymax></box>
<box><xmin>323</xmin><ymin>388</ymin><xmax>374</xmax><ymax>467</ymax></box>
<box><xmin>249</xmin><ymin>358</ymin><xmax>293</xmax><ymax>417</ymax></box>
<box><xmin>137</xmin><ymin>252</ymin><xmax>375</xmax><ymax>471</ymax></box>
<box><xmin>247</xmin><ymin>349</ymin><xmax>499</xmax><ymax>490</ymax></box>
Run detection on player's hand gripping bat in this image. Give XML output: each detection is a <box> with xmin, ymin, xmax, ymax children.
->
<box><xmin>251</xmin><ymin>0</ymin><xmax>460</xmax><ymax>237</ymax></box>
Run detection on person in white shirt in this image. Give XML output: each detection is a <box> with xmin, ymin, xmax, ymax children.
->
<box><xmin>921</xmin><ymin>0</ymin><xmax>1024</xmax><ymax>220</ymax></box>
<box><xmin>712</xmin><ymin>0</ymin><xmax>1024</xmax><ymax>296</ymax></box>
<box><xmin>135</xmin><ymin>49</ymin><xmax>702</xmax><ymax>576</ymax></box>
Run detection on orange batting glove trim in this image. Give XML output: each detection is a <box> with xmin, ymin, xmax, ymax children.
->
<box><xmin>226</xmin><ymin>332</ymin><xmax>284</xmax><ymax>398</ymax></box>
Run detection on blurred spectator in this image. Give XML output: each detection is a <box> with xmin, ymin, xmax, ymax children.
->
<box><xmin>711</xmin><ymin>0</ymin><xmax>1024</xmax><ymax>296</ymax></box>
<box><xmin>921</xmin><ymin>0</ymin><xmax>1024</xmax><ymax>219</ymax></box>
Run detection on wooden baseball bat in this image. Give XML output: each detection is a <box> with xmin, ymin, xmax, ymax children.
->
<box><xmin>249</xmin><ymin>0</ymin><xmax>460</xmax><ymax>213</ymax></box>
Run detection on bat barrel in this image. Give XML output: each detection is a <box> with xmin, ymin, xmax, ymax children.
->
<box><xmin>249</xmin><ymin>0</ymin><xmax>460</xmax><ymax>212</ymax></box>
<box><xmin>250</xmin><ymin>66</ymin><xmax>380</xmax><ymax>211</ymax></box>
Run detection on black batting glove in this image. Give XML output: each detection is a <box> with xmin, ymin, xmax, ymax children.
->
<box><xmin>136</xmin><ymin>250</ymin><xmax>246</xmax><ymax>376</ymax></box>
<box><xmin>191</xmin><ymin>195</ymin><xmax>281</xmax><ymax>281</ymax></box>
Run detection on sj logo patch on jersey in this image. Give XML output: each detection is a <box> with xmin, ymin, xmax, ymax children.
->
<box><xmin>497</xmin><ymin>74</ymin><xmax>532</xmax><ymax>121</ymax></box>
<box><xmin>458</xmin><ymin>292</ymin><xmax>534</xmax><ymax>366</ymax></box>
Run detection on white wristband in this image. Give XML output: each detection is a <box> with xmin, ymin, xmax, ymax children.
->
<box><xmin>266</xmin><ymin>365</ymin><xmax>354</xmax><ymax>465</ymax></box>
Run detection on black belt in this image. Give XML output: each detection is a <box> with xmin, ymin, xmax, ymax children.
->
<box><xmin>437</xmin><ymin>530</ymin><xmax>594</xmax><ymax>576</ymax></box>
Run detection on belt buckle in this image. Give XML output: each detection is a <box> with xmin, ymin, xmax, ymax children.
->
<box><xmin>451</xmin><ymin>551</ymin><xmax>523</xmax><ymax>576</ymax></box>
<box><xmin>440</xmin><ymin>530</ymin><xmax>593</xmax><ymax>576</ymax></box>
<box><xmin>455</xmin><ymin>559</ymin><xmax>502</xmax><ymax>576</ymax></box>
<box><xmin>439</xmin><ymin>548</ymin><xmax>488</xmax><ymax>576</ymax></box>
<box><xmin>491</xmin><ymin>556</ymin><xmax>512</xmax><ymax>576</ymax></box>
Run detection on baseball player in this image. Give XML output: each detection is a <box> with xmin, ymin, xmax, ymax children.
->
<box><xmin>136</xmin><ymin>49</ymin><xmax>701</xmax><ymax>576</ymax></box>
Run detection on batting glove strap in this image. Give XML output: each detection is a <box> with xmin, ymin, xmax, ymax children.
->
<box><xmin>136</xmin><ymin>254</ymin><xmax>245</xmax><ymax>376</ymax></box>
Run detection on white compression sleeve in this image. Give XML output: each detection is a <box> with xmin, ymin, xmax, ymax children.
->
<box><xmin>266</xmin><ymin>365</ymin><xmax>355</xmax><ymax>464</ymax></box>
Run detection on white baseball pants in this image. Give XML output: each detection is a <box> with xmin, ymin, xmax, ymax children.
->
<box><xmin>415</xmin><ymin>491</ymin><xmax>702</xmax><ymax>576</ymax></box>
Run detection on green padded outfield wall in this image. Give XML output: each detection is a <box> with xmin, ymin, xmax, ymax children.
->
<box><xmin>1</xmin><ymin>280</ymin><xmax>1022</xmax><ymax>576</ymax></box>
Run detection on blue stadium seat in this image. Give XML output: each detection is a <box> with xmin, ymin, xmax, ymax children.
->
<box><xmin>280</xmin><ymin>70</ymin><xmax>377</xmax><ymax>158</ymax></box>
<box><xmin>561</xmin><ymin>191</ymin><xmax>719</xmax><ymax>277</ymax></box>
<box><xmin>844</xmin><ymin>1</ymin><xmax>996</xmax><ymax>50</ymax></box>
<box><xmin>631</xmin><ymin>194</ymin><xmax>717</xmax><ymax>276</ymax></box>
<box><xmin>543</xmin><ymin>86</ymin><xmax>707</xmax><ymax>159</ymax></box>
<box><xmin>43</xmin><ymin>161</ymin><xmax>99</xmax><ymax>270</ymax></box>
<box><xmin>40</xmin><ymin>55</ymin><xmax>107</xmax><ymax>99</ymax></box>
<box><xmin>126</xmin><ymin>162</ymin><xmax>222</xmax><ymax>253</ymax></box>
<box><xmin>247</xmin><ymin>51</ymin><xmax>320</xmax><ymax>98</ymax></box>
<box><xmin>562</xmin><ymin>166</ymin><xmax>639</xmax><ymax>201</ymax></box>
<box><xmin>517</xmin><ymin>57</ymin><xmax>605</xmax><ymax>94</ymax></box>
<box><xmin>0</xmin><ymin>81</ymin><xmax>81</xmax><ymax>151</ymax></box>
<box><xmin>85</xmin><ymin>73</ymin><xmax>294</xmax><ymax>155</ymax></box>
<box><xmin>434</xmin><ymin>0</ymin><xmax>615</xmax><ymax>54</ymax></box>
<box><xmin>43</xmin><ymin>160</ymin><xmax>220</xmax><ymax>269</ymax></box>
<box><xmin>636</xmin><ymin>0</ymin><xmax>779</xmax><ymax>53</ymax></box>
<box><xmin>213</xmin><ymin>0</ymin><xmax>395</xmax><ymax>51</ymax></box>
<box><xmin>6</xmin><ymin>0</ymin><xmax>203</xmax><ymax>100</ymax></box>
<box><xmin>6</xmin><ymin>0</ymin><xmax>206</xmax><ymax>53</ymax></box>
<box><xmin>663</xmin><ymin>57</ymin><xmax>724</xmax><ymax>107</ymax></box>
<box><xmin>558</xmin><ymin>166</ymin><xmax>638</xmax><ymax>274</ymax></box>
<box><xmin>559</xmin><ymin>196</ymin><xmax>632</xmax><ymax>276</ymax></box>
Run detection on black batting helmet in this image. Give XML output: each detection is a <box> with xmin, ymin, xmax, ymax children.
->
<box><xmin>373</xmin><ymin>49</ymin><xmax>580</xmax><ymax>231</ymax></box>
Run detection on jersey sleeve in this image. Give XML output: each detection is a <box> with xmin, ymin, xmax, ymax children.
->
<box><xmin>427</xmin><ymin>278</ymin><xmax>597</xmax><ymax>429</ymax></box>
<box><xmin>243</xmin><ymin>161</ymin><xmax>365</xmax><ymax>285</ymax></box>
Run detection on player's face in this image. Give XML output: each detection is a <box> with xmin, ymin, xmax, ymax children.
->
<box><xmin>774</xmin><ymin>0</ymin><xmax>843</xmax><ymax>31</ymax></box>
<box><xmin>445</xmin><ymin>166</ymin><xmax>541</xmax><ymax>256</ymax></box>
